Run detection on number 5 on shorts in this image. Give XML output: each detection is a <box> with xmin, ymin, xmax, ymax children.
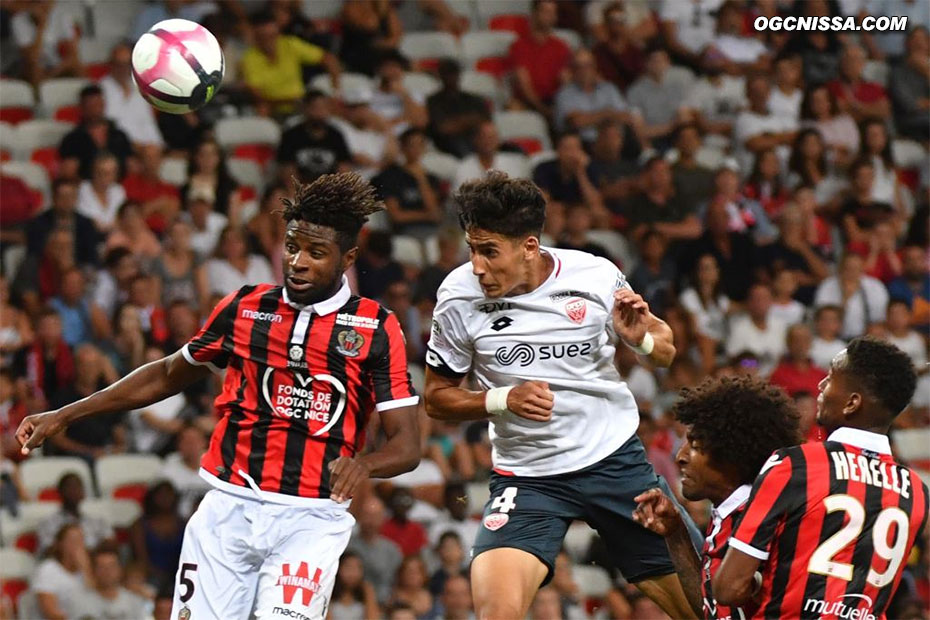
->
<box><xmin>491</xmin><ymin>487</ymin><xmax>518</xmax><ymax>513</ymax></box>
<box><xmin>179</xmin><ymin>563</ymin><xmax>198</xmax><ymax>603</ymax></box>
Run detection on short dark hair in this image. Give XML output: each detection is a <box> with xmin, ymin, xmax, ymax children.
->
<box><xmin>437</xmin><ymin>58</ymin><xmax>461</xmax><ymax>77</ymax></box>
<box><xmin>555</xmin><ymin>130</ymin><xmax>582</xmax><ymax>146</ymax></box>
<box><xmin>672</xmin><ymin>375</ymin><xmax>801</xmax><ymax>485</ymax></box>
<box><xmin>103</xmin><ymin>247</ymin><xmax>133</xmax><ymax>269</ymax></box>
<box><xmin>438</xmin><ymin>530</ymin><xmax>462</xmax><ymax>546</ymax></box>
<box><xmin>303</xmin><ymin>88</ymin><xmax>327</xmax><ymax>104</ymax></box>
<box><xmin>79</xmin><ymin>84</ymin><xmax>103</xmax><ymax>101</ymax></box>
<box><xmin>281</xmin><ymin>172</ymin><xmax>384</xmax><ymax>252</ymax></box>
<box><xmin>841</xmin><ymin>336</ymin><xmax>917</xmax><ymax>417</ymax></box>
<box><xmin>91</xmin><ymin>541</ymin><xmax>121</xmax><ymax>563</ymax></box>
<box><xmin>814</xmin><ymin>304</ymin><xmax>844</xmax><ymax>321</ymax></box>
<box><xmin>399</xmin><ymin>126</ymin><xmax>426</xmax><ymax>146</ymax></box>
<box><xmin>52</xmin><ymin>177</ymin><xmax>78</xmax><ymax>194</ymax></box>
<box><xmin>253</xmin><ymin>9</ymin><xmax>276</xmax><ymax>26</ymax></box>
<box><xmin>454</xmin><ymin>171</ymin><xmax>546</xmax><ymax>238</ymax></box>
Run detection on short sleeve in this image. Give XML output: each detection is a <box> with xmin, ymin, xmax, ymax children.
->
<box><xmin>291</xmin><ymin>36</ymin><xmax>325</xmax><ymax>65</ymax></box>
<box><xmin>181</xmin><ymin>286</ymin><xmax>249</xmax><ymax>373</ymax></box>
<box><xmin>729</xmin><ymin>450</ymin><xmax>798</xmax><ymax>561</ymax></box>
<box><xmin>425</xmin><ymin>288</ymin><xmax>473</xmax><ymax>378</ymax></box>
<box><xmin>370</xmin><ymin>312</ymin><xmax>419</xmax><ymax>412</ymax></box>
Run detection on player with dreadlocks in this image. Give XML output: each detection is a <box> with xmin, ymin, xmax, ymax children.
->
<box><xmin>17</xmin><ymin>173</ymin><xmax>421</xmax><ymax>620</ymax></box>
<box><xmin>634</xmin><ymin>375</ymin><xmax>801</xmax><ymax>620</ymax></box>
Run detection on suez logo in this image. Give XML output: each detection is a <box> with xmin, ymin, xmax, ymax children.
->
<box><xmin>261</xmin><ymin>367</ymin><xmax>346</xmax><ymax>433</ymax></box>
<box><xmin>803</xmin><ymin>594</ymin><xmax>876</xmax><ymax>620</ymax></box>
<box><xmin>494</xmin><ymin>341</ymin><xmax>595</xmax><ymax>366</ymax></box>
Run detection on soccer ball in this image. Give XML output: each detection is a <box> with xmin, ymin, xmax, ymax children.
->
<box><xmin>132</xmin><ymin>18</ymin><xmax>224</xmax><ymax>114</ymax></box>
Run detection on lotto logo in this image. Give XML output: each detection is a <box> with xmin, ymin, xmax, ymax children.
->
<box><xmin>277</xmin><ymin>562</ymin><xmax>322</xmax><ymax>606</ymax></box>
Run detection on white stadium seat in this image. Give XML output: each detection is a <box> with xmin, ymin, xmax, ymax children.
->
<box><xmin>0</xmin><ymin>79</ymin><xmax>36</xmax><ymax>109</ymax></box>
<box><xmin>527</xmin><ymin>150</ymin><xmax>556</xmax><ymax>171</ymax></box>
<box><xmin>21</xmin><ymin>457</ymin><xmax>94</xmax><ymax>500</ymax></box>
<box><xmin>422</xmin><ymin>150</ymin><xmax>460</xmax><ymax>182</ymax></box>
<box><xmin>476</xmin><ymin>0</ymin><xmax>532</xmax><ymax>22</ymax></box>
<box><xmin>0</xmin><ymin>120</ymin><xmax>15</xmax><ymax>154</ymax></box>
<box><xmin>365</xmin><ymin>209</ymin><xmax>391</xmax><ymax>232</ymax></box>
<box><xmin>494</xmin><ymin>110</ymin><xmax>552</xmax><ymax>151</ymax></box>
<box><xmin>400</xmin><ymin>32</ymin><xmax>460</xmax><ymax>62</ymax></box>
<box><xmin>95</xmin><ymin>453</ymin><xmax>164</xmax><ymax>497</ymax></box>
<box><xmin>563</xmin><ymin>521</ymin><xmax>597</xmax><ymax>562</ymax></box>
<box><xmin>38</xmin><ymin>77</ymin><xmax>90</xmax><ymax>114</ymax></box>
<box><xmin>1</xmin><ymin>161</ymin><xmax>50</xmax><ymax>202</ymax></box>
<box><xmin>0</xmin><ymin>502</ymin><xmax>57</xmax><ymax>548</ymax></box>
<box><xmin>892</xmin><ymin>139</ymin><xmax>926</xmax><ymax>168</ymax></box>
<box><xmin>461</xmin><ymin>31</ymin><xmax>517</xmax><ymax>63</ymax></box>
<box><xmin>82</xmin><ymin>498</ymin><xmax>143</xmax><ymax>529</ymax></box>
<box><xmin>300</xmin><ymin>0</ymin><xmax>342</xmax><ymax>18</ymax></box>
<box><xmin>310</xmin><ymin>72</ymin><xmax>372</xmax><ymax>97</ymax></box>
<box><xmin>863</xmin><ymin>60</ymin><xmax>889</xmax><ymax>86</ymax></box>
<box><xmin>460</xmin><ymin>70</ymin><xmax>504</xmax><ymax>108</ymax></box>
<box><xmin>0</xmin><ymin>548</ymin><xmax>35</xmax><ymax>579</ymax></box>
<box><xmin>392</xmin><ymin>235</ymin><xmax>426</xmax><ymax>268</ymax></box>
<box><xmin>215</xmin><ymin>116</ymin><xmax>281</xmax><ymax>149</ymax></box>
<box><xmin>573</xmin><ymin>564</ymin><xmax>612</xmax><ymax>598</ymax></box>
<box><xmin>79</xmin><ymin>37</ymin><xmax>118</xmax><ymax>65</ymax></box>
<box><xmin>466</xmin><ymin>481</ymin><xmax>491</xmax><ymax>517</ymax></box>
<box><xmin>424</xmin><ymin>234</ymin><xmax>440</xmax><ymax>265</ymax></box>
<box><xmin>14</xmin><ymin>119</ymin><xmax>73</xmax><ymax>159</ymax></box>
<box><xmin>159</xmin><ymin>157</ymin><xmax>188</xmax><ymax>187</ymax></box>
<box><xmin>894</xmin><ymin>428</ymin><xmax>930</xmax><ymax>463</ymax></box>
<box><xmin>554</xmin><ymin>28</ymin><xmax>582</xmax><ymax>50</ymax></box>
<box><xmin>586</xmin><ymin>229</ymin><xmax>636</xmax><ymax>271</ymax></box>
<box><xmin>402</xmin><ymin>72</ymin><xmax>441</xmax><ymax>98</ymax></box>
<box><xmin>227</xmin><ymin>157</ymin><xmax>265</xmax><ymax>192</ymax></box>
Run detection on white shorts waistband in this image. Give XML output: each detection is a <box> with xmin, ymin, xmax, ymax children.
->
<box><xmin>199</xmin><ymin>468</ymin><xmax>348</xmax><ymax>510</ymax></box>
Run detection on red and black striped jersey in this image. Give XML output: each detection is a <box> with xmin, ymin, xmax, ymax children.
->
<box><xmin>181</xmin><ymin>279</ymin><xmax>418</xmax><ymax>502</ymax></box>
<box><xmin>730</xmin><ymin>427</ymin><xmax>929</xmax><ymax>620</ymax></box>
<box><xmin>702</xmin><ymin>484</ymin><xmax>757</xmax><ymax>620</ymax></box>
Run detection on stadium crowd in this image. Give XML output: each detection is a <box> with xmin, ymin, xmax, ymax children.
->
<box><xmin>0</xmin><ymin>0</ymin><xmax>928</xmax><ymax>618</ymax></box>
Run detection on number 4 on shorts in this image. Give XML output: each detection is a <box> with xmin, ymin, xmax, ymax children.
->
<box><xmin>491</xmin><ymin>486</ymin><xmax>518</xmax><ymax>513</ymax></box>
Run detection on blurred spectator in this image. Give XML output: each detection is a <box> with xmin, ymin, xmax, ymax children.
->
<box><xmin>0</xmin><ymin>369</ymin><xmax>28</xmax><ymax>463</ymax></box>
<box><xmin>340</xmin><ymin>0</ymin><xmax>402</xmax><ymax>77</ymax></box>
<box><xmin>49</xmin><ymin>343</ymin><xmax>126</xmax><ymax>459</ymax></box>
<box><xmin>659</xmin><ymin>0</ymin><xmax>722</xmax><ymax>67</ymax></box>
<box><xmin>36</xmin><ymin>472</ymin><xmax>114</xmax><ymax>553</ymax></box>
<box><xmin>800</xmin><ymin>83</ymin><xmax>859</xmax><ymax>168</ymax></box>
<box><xmin>616</xmin><ymin>345</ymin><xmax>658</xmax><ymax>414</ymax></box>
<box><xmin>371</xmin><ymin>50</ymin><xmax>428</xmax><ymax>131</ymax></box>
<box><xmin>241</xmin><ymin>9</ymin><xmax>340</xmax><ymax>114</ymax></box>
<box><xmin>414</xmin><ymin>230</ymin><xmax>463</xmax><ymax>305</ymax></box>
<box><xmin>437</xmin><ymin>574</ymin><xmax>473</xmax><ymax>620</ymax></box>
<box><xmin>48</xmin><ymin>267</ymin><xmax>108</xmax><ymax>347</ymax></box>
<box><xmin>386</xmin><ymin>602</ymin><xmax>418</xmax><ymax>620</ymax></box>
<box><xmin>100</xmin><ymin>41</ymin><xmax>165</xmax><ymax>147</ymax></box>
<box><xmin>810</xmin><ymin>305</ymin><xmax>847</xmax><ymax>370</ymax></box>
<box><xmin>92</xmin><ymin>248</ymin><xmax>139</xmax><ymax>320</ymax></box>
<box><xmin>426</xmin><ymin>58</ymin><xmax>490</xmax><ymax>158</ymax></box>
<box><xmin>529</xmin><ymin>586</ymin><xmax>564</xmax><ymax>620</ymax></box>
<box><xmin>671</xmin><ymin>123</ymin><xmax>716</xmax><ymax>208</ymax></box>
<box><xmin>373</xmin><ymin>128</ymin><xmax>442</xmax><ymax>239</ymax></box>
<box><xmin>270</xmin><ymin>0</ymin><xmax>330</xmax><ymax>47</ymax></box>
<box><xmin>786</xmin><ymin>129</ymin><xmax>847</xmax><ymax>209</ymax></box>
<box><xmin>555</xmin><ymin>48</ymin><xmax>633</xmax><ymax>144</ymax></box>
<box><xmin>507</xmin><ymin>0</ymin><xmax>571</xmax><ymax>118</ymax></box>
<box><xmin>814</xmin><ymin>252</ymin><xmax>889</xmax><ymax>339</ymax></box>
<box><xmin>130</xmin><ymin>481</ymin><xmax>185</xmax><ymax>589</ymax></box>
<box><xmin>629</xmin><ymin>229</ymin><xmax>677</xmax><ymax>318</ymax></box>
<box><xmin>744</xmin><ymin>148</ymin><xmax>790</xmax><ymax>218</ymax></box>
<box><xmin>105</xmin><ymin>201</ymin><xmax>163</xmax><ymax>263</ymax></box>
<box><xmin>858</xmin><ymin>119</ymin><xmax>907</xmax><ymax>213</ymax></box>
<box><xmin>206</xmin><ymin>226</ymin><xmax>274</xmax><ymax>295</ymax></box>
<box><xmin>129</xmin><ymin>347</ymin><xmax>189</xmax><ymax>453</ymax></box>
<box><xmin>452</xmin><ymin>121</ymin><xmax>529</xmax><ymax>191</ymax></box>
<box><xmin>860</xmin><ymin>0</ymin><xmax>930</xmax><ymax>60</ymax></box>
<box><xmin>355</xmin><ymin>231</ymin><xmax>407</xmax><ymax>301</ymax></box>
<box><xmin>770</xmin><ymin>268</ymin><xmax>806</xmax><ymax>326</ymax></box>
<box><xmin>627</xmin><ymin>48</ymin><xmax>690</xmax><ymax>148</ymax></box>
<box><xmin>557</xmin><ymin>204</ymin><xmax>611</xmax><ymax>261</ymax></box>
<box><xmin>682</xmin><ymin>67</ymin><xmax>746</xmax><ymax>138</ymax></box>
<box><xmin>122</xmin><ymin>145</ymin><xmax>181</xmax><ymax>234</ymax></box>
<box><xmin>702</xmin><ymin>0</ymin><xmax>771</xmax><ymax>75</ymax></box>
<box><xmin>828</xmin><ymin>43</ymin><xmax>891</xmax><ymax>122</ymax></box>
<box><xmin>25</xmin><ymin>178</ymin><xmax>99</xmax><ymax>267</ymax></box>
<box><xmin>589</xmin><ymin>119</ymin><xmax>639</xmax><ymax>215</ymax></box>
<box><xmin>733</xmin><ymin>74</ymin><xmax>798</xmax><ymax>172</ymax></box>
<box><xmin>128</xmin><ymin>274</ymin><xmax>169</xmax><ymax>345</ymax></box>
<box><xmin>784</xmin><ymin>4</ymin><xmax>842</xmax><ymax>86</ymax></box>
<box><xmin>887</xmin><ymin>245</ymin><xmax>930</xmax><ymax>333</ymax></box>
<box><xmin>105</xmin><ymin>303</ymin><xmax>146</xmax><ymax>375</ymax></box>
<box><xmin>384</xmin><ymin>280</ymin><xmax>424</xmax><ymax>361</ymax></box>
<box><xmin>381</xmin><ymin>486</ymin><xmax>428</xmax><ymax>557</ymax></box>
<box><xmin>153</xmin><ymin>218</ymin><xmax>208</xmax><ymax>311</ymax></box>
<box><xmin>71</xmin><ymin>543</ymin><xmax>148</xmax><ymax>619</ymax></box>
<box><xmin>699</xmin><ymin>164</ymin><xmax>776</xmax><ymax>245</ymax></box>
<box><xmin>427</xmin><ymin>481</ymin><xmax>479</xmax><ymax>549</ymax></box>
<box><xmin>12</xmin><ymin>0</ymin><xmax>81</xmax><ymax>85</ymax></box>
<box><xmin>885</xmin><ymin>300</ymin><xmax>928</xmax><ymax>367</ymax></box>
<box><xmin>770</xmin><ymin>324</ymin><xmax>827</xmax><ymax>397</ymax></box>
<box><xmin>533</xmin><ymin>132</ymin><xmax>607</xmax><ymax>228</ymax></box>
<box><xmin>680</xmin><ymin>253</ymin><xmax>731</xmax><ymax>374</ymax></box>
<box><xmin>889</xmin><ymin>26</ymin><xmax>930</xmax><ymax>141</ymax></box>
<box><xmin>331</xmin><ymin>550</ymin><xmax>381</xmax><ymax>620</ymax></box>
<box><xmin>623</xmin><ymin>156</ymin><xmax>700</xmax><ymax>244</ymax></box>
<box><xmin>180</xmin><ymin>138</ymin><xmax>243</xmax><ymax>219</ymax></box>
<box><xmin>162</xmin><ymin>425</ymin><xmax>211</xmax><ymax>519</ymax></box>
<box><xmin>22</xmin><ymin>523</ymin><xmax>91</xmax><ymax>620</ymax></box>
<box><xmin>551</xmin><ymin>551</ymin><xmax>587</xmax><ymax>620</ymax></box>
<box><xmin>152</xmin><ymin>586</ymin><xmax>174</xmax><ymax>620</ymax></box>
<box><xmin>276</xmin><ymin>90</ymin><xmax>351</xmax><ymax>184</ymax></box>
<box><xmin>186</xmin><ymin>185</ymin><xmax>228</xmax><ymax>259</ymax></box>
<box><xmin>13</xmin><ymin>308</ymin><xmax>73</xmax><ymax>411</ymax></box>
<box><xmin>164</xmin><ymin>301</ymin><xmax>200</xmax><ymax>355</ymax></box>
<box><xmin>725</xmin><ymin>283</ymin><xmax>787</xmax><ymax>377</ymax></box>
<box><xmin>849</xmin><ymin>220</ymin><xmax>903</xmax><ymax>284</ymax></box>
<box><xmin>767</xmin><ymin>53</ymin><xmax>804</xmax><ymax>121</ymax></box>
<box><xmin>0</xmin><ymin>276</ymin><xmax>33</xmax><ymax>370</ymax></box>
<box><xmin>795</xmin><ymin>391</ymin><xmax>824</xmax><ymax>442</ymax></box>
<box><xmin>428</xmin><ymin>531</ymin><xmax>466</xmax><ymax>597</ymax></box>
<box><xmin>77</xmin><ymin>153</ymin><xmax>127</xmax><ymax>234</ymax></box>
<box><xmin>592</xmin><ymin>1</ymin><xmax>650</xmax><ymax>92</ymax></box>
<box><xmin>348</xmin><ymin>496</ymin><xmax>403</xmax><ymax>603</ymax></box>
<box><xmin>0</xmin><ymin>174</ymin><xmax>41</xmax><ymax>246</ymax></box>
<box><xmin>131</xmin><ymin>0</ymin><xmax>218</xmax><ymax>41</ymax></box>
<box><xmin>332</xmin><ymin>86</ymin><xmax>399</xmax><ymax>179</ymax></box>
<box><xmin>59</xmin><ymin>85</ymin><xmax>132</xmax><ymax>180</ymax></box>
<box><xmin>389</xmin><ymin>555</ymin><xmax>433</xmax><ymax>618</ymax></box>
<box><xmin>247</xmin><ymin>184</ymin><xmax>288</xmax><ymax>283</ymax></box>
<box><xmin>839</xmin><ymin>158</ymin><xmax>896</xmax><ymax>245</ymax></box>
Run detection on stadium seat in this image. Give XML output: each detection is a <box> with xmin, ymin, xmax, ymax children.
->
<box><xmin>0</xmin><ymin>548</ymin><xmax>35</xmax><ymax>615</ymax></box>
<box><xmin>554</xmin><ymin>28</ymin><xmax>583</xmax><ymax>51</ymax></box>
<box><xmin>3</xmin><ymin>245</ymin><xmax>26</xmax><ymax>283</ymax></box>
<box><xmin>477</xmin><ymin>0</ymin><xmax>532</xmax><ymax>22</ymax></box>
<box><xmin>365</xmin><ymin>209</ymin><xmax>390</xmax><ymax>232</ymax></box>
<box><xmin>227</xmin><ymin>157</ymin><xmax>265</xmax><ymax>194</ymax></box>
<box><xmin>95</xmin><ymin>453</ymin><xmax>164</xmax><ymax>502</ymax></box>
<box><xmin>408</xmin><ymin>363</ymin><xmax>425</xmax><ymax>394</ymax></box>
<box><xmin>215</xmin><ymin>117</ymin><xmax>281</xmax><ymax>170</ymax></box>
<box><xmin>38</xmin><ymin>77</ymin><xmax>90</xmax><ymax>120</ymax></box>
<box><xmin>466</xmin><ymin>481</ymin><xmax>491</xmax><ymax>517</ymax></box>
<box><xmin>21</xmin><ymin>456</ymin><xmax>94</xmax><ymax>501</ymax></box>
<box><xmin>0</xmin><ymin>79</ymin><xmax>36</xmax><ymax>125</ymax></box>
<box><xmin>159</xmin><ymin>157</ymin><xmax>188</xmax><ymax>186</ymax></box>
<box><xmin>82</xmin><ymin>498</ymin><xmax>142</xmax><ymax>543</ymax></box>
<box><xmin>300</xmin><ymin>0</ymin><xmax>342</xmax><ymax>18</ymax></box>
<box><xmin>563</xmin><ymin>521</ymin><xmax>597</xmax><ymax>562</ymax></box>
<box><xmin>310</xmin><ymin>72</ymin><xmax>372</xmax><ymax>97</ymax></box>
<box><xmin>494</xmin><ymin>110</ymin><xmax>551</xmax><ymax>153</ymax></box>
<box><xmin>894</xmin><ymin>428</ymin><xmax>930</xmax><ymax>470</ymax></box>
<box><xmin>892</xmin><ymin>139</ymin><xmax>926</xmax><ymax>168</ymax></box>
<box><xmin>16</xmin><ymin>119</ymin><xmax>72</xmax><ymax>176</ymax></box>
<box><xmin>863</xmin><ymin>60</ymin><xmax>889</xmax><ymax>86</ymax></box>
<box><xmin>1</xmin><ymin>161</ymin><xmax>51</xmax><ymax>205</ymax></box>
<box><xmin>572</xmin><ymin>564</ymin><xmax>612</xmax><ymax>598</ymax></box>
<box><xmin>399</xmin><ymin>33</ymin><xmax>460</xmax><ymax>71</ymax></box>
<box><xmin>474</xmin><ymin>56</ymin><xmax>510</xmax><ymax>78</ymax></box>
<box><xmin>402</xmin><ymin>72</ymin><xmax>441</xmax><ymax>99</ymax></box>
<box><xmin>424</xmin><ymin>234</ymin><xmax>440</xmax><ymax>265</ymax></box>
<box><xmin>0</xmin><ymin>501</ymin><xmax>57</xmax><ymax>552</ymax></box>
<box><xmin>695</xmin><ymin>145</ymin><xmax>726</xmax><ymax>170</ymax></box>
<box><xmin>0</xmin><ymin>121</ymin><xmax>14</xmax><ymax>161</ymax></box>
<box><xmin>422</xmin><ymin>151</ymin><xmax>460</xmax><ymax>182</ymax></box>
<box><xmin>586</xmin><ymin>229</ymin><xmax>636</xmax><ymax>271</ymax></box>
<box><xmin>392</xmin><ymin>235</ymin><xmax>426</xmax><ymax>268</ymax></box>
<box><xmin>461</xmin><ymin>31</ymin><xmax>517</xmax><ymax>64</ymax></box>
<box><xmin>460</xmin><ymin>70</ymin><xmax>504</xmax><ymax>109</ymax></box>
<box><xmin>487</xmin><ymin>14</ymin><xmax>530</xmax><ymax>36</ymax></box>
<box><xmin>527</xmin><ymin>149</ymin><xmax>556</xmax><ymax>171</ymax></box>
<box><xmin>79</xmin><ymin>38</ymin><xmax>118</xmax><ymax>81</ymax></box>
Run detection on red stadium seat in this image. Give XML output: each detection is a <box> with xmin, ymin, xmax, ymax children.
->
<box><xmin>14</xmin><ymin>532</ymin><xmax>38</xmax><ymax>554</ymax></box>
<box><xmin>414</xmin><ymin>58</ymin><xmax>440</xmax><ymax>73</ymax></box>
<box><xmin>2</xmin><ymin>580</ymin><xmax>28</xmax><ymax>615</ymax></box>
<box><xmin>0</xmin><ymin>149</ymin><xmax>10</xmax><ymax>162</ymax></box>
<box><xmin>508</xmin><ymin>137</ymin><xmax>544</xmax><ymax>155</ymax></box>
<box><xmin>86</xmin><ymin>63</ymin><xmax>110</xmax><ymax>81</ymax></box>
<box><xmin>488</xmin><ymin>14</ymin><xmax>530</xmax><ymax>37</ymax></box>
<box><xmin>37</xmin><ymin>487</ymin><xmax>61</xmax><ymax>502</ymax></box>
<box><xmin>0</xmin><ymin>107</ymin><xmax>33</xmax><ymax>125</ymax></box>
<box><xmin>239</xmin><ymin>186</ymin><xmax>256</xmax><ymax>202</ymax></box>
<box><xmin>53</xmin><ymin>105</ymin><xmax>81</xmax><ymax>124</ymax></box>
<box><xmin>233</xmin><ymin>144</ymin><xmax>275</xmax><ymax>169</ymax></box>
<box><xmin>475</xmin><ymin>56</ymin><xmax>509</xmax><ymax>78</ymax></box>
<box><xmin>30</xmin><ymin>147</ymin><xmax>60</xmax><ymax>177</ymax></box>
<box><xmin>114</xmin><ymin>483</ymin><xmax>149</xmax><ymax>505</ymax></box>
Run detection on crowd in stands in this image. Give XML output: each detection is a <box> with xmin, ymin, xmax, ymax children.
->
<box><xmin>0</xmin><ymin>0</ymin><xmax>928</xmax><ymax>618</ymax></box>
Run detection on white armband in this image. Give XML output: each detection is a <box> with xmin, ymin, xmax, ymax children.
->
<box><xmin>484</xmin><ymin>386</ymin><xmax>514</xmax><ymax>416</ymax></box>
<box><xmin>627</xmin><ymin>331</ymin><xmax>654</xmax><ymax>356</ymax></box>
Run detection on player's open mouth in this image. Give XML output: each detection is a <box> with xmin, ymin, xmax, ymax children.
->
<box><xmin>287</xmin><ymin>276</ymin><xmax>313</xmax><ymax>291</ymax></box>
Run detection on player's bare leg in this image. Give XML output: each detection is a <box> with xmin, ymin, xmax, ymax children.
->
<box><xmin>635</xmin><ymin>573</ymin><xmax>698</xmax><ymax>619</ymax></box>
<box><xmin>471</xmin><ymin>548</ymin><xmax>548</xmax><ymax>620</ymax></box>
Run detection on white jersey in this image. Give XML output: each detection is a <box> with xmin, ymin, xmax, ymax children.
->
<box><xmin>426</xmin><ymin>247</ymin><xmax>639</xmax><ymax>476</ymax></box>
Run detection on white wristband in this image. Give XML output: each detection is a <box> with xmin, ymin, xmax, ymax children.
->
<box><xmin>628</xmin><ymin>331</ymin><xmax>654</xmax><ymax>356</ymax></box>
<box><xmin>485</xmin><ymin>386</ymin><xmax>514</xmax><ymax>416</ymax></box>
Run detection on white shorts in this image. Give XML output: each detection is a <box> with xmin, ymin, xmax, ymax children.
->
<box><xmin>170</xmin><ymin>488</ymin><xmax>355</xmax><ymax>620</ymax></box>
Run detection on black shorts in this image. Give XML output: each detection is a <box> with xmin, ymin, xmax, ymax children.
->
<box><xmin>472</xmin><ymin>435</ymin><xmax>700</xmax><ymax>585</ymax></box>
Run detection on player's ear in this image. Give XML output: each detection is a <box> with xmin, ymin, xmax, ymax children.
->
<box><xmin>843</xmin><ymin>392</ymin><xmax>862</xmax><ymax>417</ymax></box>
<box><xmin>522</xmin><ymin>235</ymin><xmax>539</xmax><ymax>259</ymax></box>
<box><xmin>342</xmin><ymin>246</ymin><xmax>359</xmax><ymax>271</ymax></box>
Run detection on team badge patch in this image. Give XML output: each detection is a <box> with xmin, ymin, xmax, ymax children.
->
<box><xmin>289</xmin><ymin>345</ymin><xmax>304</xmax><ymax>361</ymax></box>
<box><xmin>336</xmin><ymin>329</ymin><xmax>365</xmax><ymax>357</ymax></box>
<box><xmin>565</xmin><ymin>298</ymin><xmax>586</xmax><ymax>324</ymax></box>
<box><xmin>178</xmin><ymin>606</ymin><xmax>191</xmax><ymax>620</ymax></box>
<box><xmin>483</xmin><ymin>513</ymin><xmax>509</xmax><ymax>531</ymax></box>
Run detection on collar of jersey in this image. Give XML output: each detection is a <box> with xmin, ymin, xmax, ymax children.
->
<box><xmin>282</xmin><ymin>275</ymin><xmax>351</xmax><ymax>314</ymax></box>
<box><xmin>713</xmin><ymin>483</ymin><xmax>751</xmax><ymax>521</ymax></box>
<box><xmin>827</xmin><ymin>427</ymin><xmax>892</xmax><ymax>455</ymax></box>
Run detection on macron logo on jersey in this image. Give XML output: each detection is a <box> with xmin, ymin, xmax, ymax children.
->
<box><xmin>241</xmin><ymin>308</ymin><xmax>283</xmax><ymax>323</ymax></box>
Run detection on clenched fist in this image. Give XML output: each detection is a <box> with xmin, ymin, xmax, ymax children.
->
<box><xmin>506</xmin><ymin>381</ymin><xmax>555</xmax><ymax>422</ymax></box>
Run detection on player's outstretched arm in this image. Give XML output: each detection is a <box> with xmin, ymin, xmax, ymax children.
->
<box><xmin>424</xmin><ymin>368</ymin><xmax>554</xmax><ymax>423</ymax></box>
<box><xmin>613</xmin><ymin>289</ymin><xmax>676</xmax><ymax>367</ymax></box>
<box><xmin>16</xmin><ymin>351</ymin><xmax>212</xmax><ymax>455</ymax></box>
<box><xmin>713</xmin><ymin>546</ymin><xmax>762</xmax><ymax>607</ymax></box>
<box><xmin>633</xmin><ymin>488</ymin><xmax>704</xmax><ymax>617</ymax></box>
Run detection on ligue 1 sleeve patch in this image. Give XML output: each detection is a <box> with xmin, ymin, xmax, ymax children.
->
<box><xmin>483</xmin><ymin>513</ymin><xmax>509</xmax><ymax>531</ymax></box>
